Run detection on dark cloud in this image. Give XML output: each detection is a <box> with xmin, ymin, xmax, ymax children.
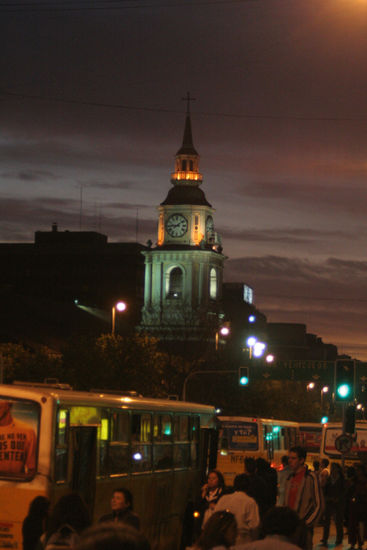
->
<box><xmin>1</xmin><ymin>169</ymin><xmax>59</xmax><ymax>181</ymax></box>
<box><xmin>225</xmin><ymin>254</ymin><xmax>367</xmax><ymax>355</ymax></box>
<box><xmin>221</xmin><ymin>226</ymin><xmax>351</xmax><ymax>245</ymax></box>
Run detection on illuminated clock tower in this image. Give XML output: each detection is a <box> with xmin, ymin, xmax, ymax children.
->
<box><xmin>140</xmin><ymin>97</ymin><xmax>225</xmax><ymax>340</ymax></box>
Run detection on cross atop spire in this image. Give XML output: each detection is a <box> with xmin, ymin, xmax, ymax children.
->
<box><xmin>182</xmin><ymin>92</ymin><xmax>196</xmax><ymax>115</ymax></box>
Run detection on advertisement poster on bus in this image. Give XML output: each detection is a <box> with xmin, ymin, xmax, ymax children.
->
<box><xmin>0</xmin><ymin>398</ymin><xmax>39</xmax><ymax>479</ymax></box>
<box><xmin>324</xmin><ymin>427</ymin><xmax>367</xmax><ymax>456</ymax></box>
<box><xmin>220</xmin><ymin>420</ymin><xmax>258</xmax><ymax>451</ymax></box>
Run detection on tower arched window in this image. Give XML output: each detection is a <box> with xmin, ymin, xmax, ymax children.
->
<box><xmin>167</xmin><ymin>267</ymin><xmax>183</xmax><ymax>299</ymax></box>
<box><xmin>182</xmin><ymin>160</ymin><xmax>187</xmax><ymax>171</ymax></box>
<box><xmin>210</xmin><ymin>268</ymin><xmax>217</xmax><ymax>299</ymax></box>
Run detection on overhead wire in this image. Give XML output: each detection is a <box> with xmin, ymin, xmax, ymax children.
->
<box><xmin>1</xmin><ymin>90</ymin><xmax>365</xmax><ymax>123</ymax></box>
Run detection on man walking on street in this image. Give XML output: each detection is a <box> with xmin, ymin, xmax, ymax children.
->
<box><xmin>285</xmin><ymin>446</ymin><xmax>323</xmax><ymax>550</ymax></box>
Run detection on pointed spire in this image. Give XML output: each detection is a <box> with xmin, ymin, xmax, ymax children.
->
<box><xmin>176</xmin><ymin>114</ymin><xmax>198</xmax><ymax>156</ymax></box>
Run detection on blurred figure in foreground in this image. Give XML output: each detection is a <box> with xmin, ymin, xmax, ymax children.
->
<box><xmin>192</xmin><ymin>510</ymin><xmax>237</xmax><ymax>550</ymax></box>
<box><xmin>76</xmin><ymin>524</ymin><xmax>150</xmax><ymax>550</ymax></box>
<box><xmin>236</xmin><ymin>506</ymin><xmax>303</xmax><ymax>550</ymax></box>
<box><xmin>40</xmin><ymin>493</ymin><xmax>91</xmax><ymax>550</ymax></box>
<box><xmin>22</xmin><ymin>496</ymin><xmax>50</xmax><ymax>550</ymax></box>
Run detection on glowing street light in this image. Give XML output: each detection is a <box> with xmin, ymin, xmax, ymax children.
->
<box><xmin>253</xmin><ymin>341</ymin><xmax>266</xmax><ymax>358</ymax></box>
<box><xmin>265</xmin><ymin>354</ymin><xmax>275</xmax><ymax>364</ymax></box>
<box><xmin>215</xmin><ymin>323</ymin><xmax>231</xmax><ymax>350</ymax></box>
<box><xmin>111</xmin><ymin>301</ymin><xmax>127</xmax><ymax>335</ymax></box>
<box><xmin>307</xmin><ymin>382</ymin><xmax>315</xmax><ymax>391</ymax></box>
<box><xmin>246</xmin><ymin>336</ymin><xmax>257</xmax><ymax>347</ymax></box>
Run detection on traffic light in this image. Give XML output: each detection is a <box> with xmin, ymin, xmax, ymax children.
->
<box><xmin>344</xmin><ymin>405</ymin><xmax>356</xmax><ymax>434</ymax></box>
<box><xmin>335</xmin><ymin>359</ymin><xmax>355</xmax><ymax>402</ymax></box>
<box><xmin>239</xmin><ymin>366</ymin><xmax>249</xmax><ymax>386</ymax></box>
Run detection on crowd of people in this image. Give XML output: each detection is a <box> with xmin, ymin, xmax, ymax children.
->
<box><xmin>21</xmin><ymin>446</ymin><xmax>367</xmax><ymax>550</ymax></box>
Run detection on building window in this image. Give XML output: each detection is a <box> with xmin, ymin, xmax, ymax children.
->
<box><xmin>167</xmin><ymin>267</ymin><xmax>183</xmax><ymax>299</ymax></box>
<box><xmin>182</xmin><ymin>160</ymin><xmax>187</xmax><ymax>171</ymax></box>
<box><xmin>210</xmin><ymin>268</ymin><xmax>217</xmax><ymax>299</ymax></box>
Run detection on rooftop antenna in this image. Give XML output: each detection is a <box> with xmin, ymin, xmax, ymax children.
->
<box><xmin>98</xmin><ymin>203</ymin><xmax>102</xmax><ymax>233</ymax></box>
<box><xmin>136</xmin><ymin>208</ymin><xmax>139</xmax><ymax>242</ymax></box>
<box><xmin>79</xmin><ymin>184</ymin><xmax>83</xmax><ymax>231</ymax></box>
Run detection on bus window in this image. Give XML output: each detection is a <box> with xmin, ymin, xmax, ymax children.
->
<box><xmin>55</xmin><ymin>408</ymin><xmax>69</xmax><ymax>482</ymax></box>
<box><xmin>272</xmin><ymin>426</ymin><xmax>281</xmax><ymax>451</ymax></box>
<box><xmin>132</xmin><ymin>413</ymin><xmax>152</xmax><ymax>473</ymax></box>
<box><xmin>153</xmin><ymin>414</ymin><xmax>173</xmax><ymax>470</ymax></box>
<box><xmin>263</xmin><ymin>426</ymin><xmax>274</xmax><ymax>459</ymax></box>
<box><xmin>108</xmin><ymin>411</ymin><xmax>129</xmax><ymax>476</ymax></box>
<box><xmin>173</xmin><ymin>415</ymin><xmax>190</xmax><ymax>469</ymax></box>
<box><xmin>190</xmin><ymin>416</ymin><xmax>200</xmax><ymax>468</ymax></box>
<box><xmin>0</xmin><ymin>397</ymin><xmax>39</xmax><ymax>480</ymax></box>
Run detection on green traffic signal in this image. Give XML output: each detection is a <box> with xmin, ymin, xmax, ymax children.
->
<box><xmin>336</xmin><ymin>383</ymin><xmax>351</xmax><ymax>399</ymax></box>
<box><xmin>335</xmin><ymin>359</ymin><xmax>355</xmax><ymax>402</ymax></box>
<box><xmin>239</xmin><ymin>366</ymin><xmax>249</xmax><ymax>386</ymax></box>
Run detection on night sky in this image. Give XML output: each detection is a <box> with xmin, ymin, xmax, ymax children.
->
<box><xmin>1</xmin><ymin>0</ymin><xmax>367</xmax><ymax>358</ymax></box>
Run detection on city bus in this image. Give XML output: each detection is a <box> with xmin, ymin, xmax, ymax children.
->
<box><xmin>319</xmin><ymin>420</ymin><xmax>367</xmax><ymax>466</ymax></box>
<box><xmin>216</xmin><ymin>416</ymin><xmax>299</xmax><ymax>485</ymax></box>
<box><xmin>0</xmin><ymin>382</ymin><xmax>217</xmax><ymax>550</ymax></box>
<box><xmin>298</xmin><ymin>422</ymin><xmax>322</xmax><ymax>468</ymax></box>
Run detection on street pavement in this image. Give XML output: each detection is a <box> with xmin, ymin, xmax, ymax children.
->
<box><xmin>313</xmin><ymin>524</ymin><xmax>351</xmax><ymax>550</ymax></box>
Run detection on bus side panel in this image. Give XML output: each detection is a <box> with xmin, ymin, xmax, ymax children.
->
<box><xmin>0</xmin><ymin>484</ymin><xmax>48</xmax><ymax>550</ymax></box>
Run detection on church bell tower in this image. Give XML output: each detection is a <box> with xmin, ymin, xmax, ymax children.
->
<box><xmin>140</xmin><ymin>96</ymin><xmax>225</xmax><ymax>340</ymax></box>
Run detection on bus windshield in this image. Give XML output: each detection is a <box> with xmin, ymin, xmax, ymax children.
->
<box><xmin>219</xmin><ymin>419</ymin><xmax>258</xmax><ymax>451</ymax></box>
<box><xmin>0</xmin><ymin>397</ymin><xmax>39</xmax><ymax>480</ymax></box>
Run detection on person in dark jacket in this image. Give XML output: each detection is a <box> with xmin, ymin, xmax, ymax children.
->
<box><xmin>347</xmin><ymin>463</ymin><xmax>367</xmax><ymax>550</ymax></box>
<box><xmin>321</xmin><ymin>462</ymin><xmax>345</xmax><ymax>546</ymax></box>
<box><xmin>244</xmin><ymin>457</ymin><xmax>268</xmax><ymax>517</ymax></box>
<box><xmin>99</xmin><ymin>488</ymin><xmax>140</xmax><ymax>530</ymax></box>
<box><xmin>22</xmin><ymin>496</ymin><xmax>50</xmax><ymax>550</ymax></box>
<box><xmin>256</xmin><ymin>458</ymin><xmax>278</xmax><ymax>510</ymax></box>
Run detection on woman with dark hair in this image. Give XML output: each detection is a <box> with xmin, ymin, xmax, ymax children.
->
<box><xmin>40</xmin><ymin>493</ymin><xmax>91</xmax><ymax>550</ymax></box>
<box><xmin>193</xmin><ymin>510</ymin><xmax>237</xmax><ymax>550</ymax></box>
<box><xmin>75</xmin><ymin>524</ymin><xmax>150</xmax><ymax>550</ymax></box>
<box><xmin>22</xmin><ymin>496</ymin><xmax>50</xmax><ymax>550</ymax></box>
<box><xmin>199</xmin><ymin>470</ymin><xmax>226</xmax><ymax>529</ymax></box>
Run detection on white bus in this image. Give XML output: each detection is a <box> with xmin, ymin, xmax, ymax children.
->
<box><xmin>320</xmin><ymin>420</ymin><xmax>367</xmax><ymax>466</ymax></box>
<box><xmin>217</xmin><ymin>416</ymin><xmax>299</xmax><ymax>485</ymax></box>
<box><xmin>0</xmin><ymin>382</ymin><xmax>217</xmax><ymax>550</ymax></box>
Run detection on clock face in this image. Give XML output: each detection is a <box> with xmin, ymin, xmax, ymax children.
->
<box><xmin>166</xmin><ymin>214</ymin><xmax>188</xmax><ymax>237</ymax></box>
<box><xmin>206</xmin><ymin>215</ymin><xmax>214</xmax><ymax>233</ymax></box>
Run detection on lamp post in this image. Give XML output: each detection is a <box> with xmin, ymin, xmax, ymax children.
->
<box><xmin>215</xmin><ymin>325</ymin><xmax>230</xmax><ymax>351</ymax></box>
<box><xmin>321</xmin><ymin>385</ymin><xmax>329</xmax><ymax>410</ymax></box>
<box><xmin>111</xmin><ymin>301</ymin><xmax>127</xmax><ymax>335</ymax></box>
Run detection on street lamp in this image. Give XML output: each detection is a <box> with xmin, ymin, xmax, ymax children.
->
<box><xmin>215</xmin><ymin>324</ymin><xmax>230</xmax><ymax>350</ymax></box>
<box><xmin>246</xmin><ymin>336</ymin><xmax>257</xmax><ymax>359</ymax></box>
<box><xmin>321</xmin><ymin>385</ymin><xmax>329</xmax><ymax>410</ymax></box>
<box><xmin>111</xmin><ymin>301</ymin><xmax>127</xmax><ymax>335</ymax></box>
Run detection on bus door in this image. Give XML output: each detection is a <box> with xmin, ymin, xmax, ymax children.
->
<box><xmin>263</xmin><ymin>425</ymin><xmax>274</xmax><ymax>461</ymax></box>
<box><xmin>198</xmin><ymin>427</ymin><xmax>217</xmax><ymax>483</ymax></box>
<box><xmin>70</xmin><ymin>426</ymin><xmax>97</xmax><ymax>514</ymax></box>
